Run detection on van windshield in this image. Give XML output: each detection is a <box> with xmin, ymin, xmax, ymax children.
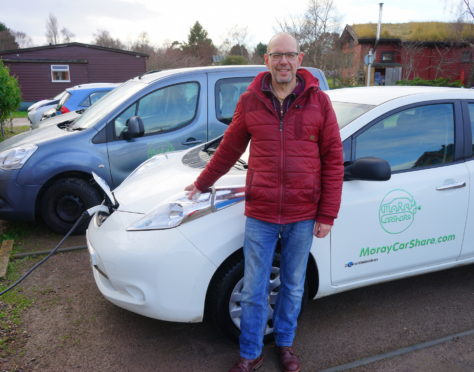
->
<box><xmin>71</xmin><ymin>80</ymin><xmax>146</xmax><ymax>130</ymax></box>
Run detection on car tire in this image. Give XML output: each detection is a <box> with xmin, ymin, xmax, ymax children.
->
<box><xmin>208</xmin><ymin>251</ymin><xmax>308</xmax><ymax>343</ymax></box>
<box><xmin>40</xmin><ymin>177</ymin><xmax>102</xmax><ymax>235</ymax></box>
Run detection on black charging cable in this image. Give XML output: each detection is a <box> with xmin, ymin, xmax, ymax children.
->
<box><xmin>0</xmin><ymin>204</ymin><xmax>108</xmax><ymax>297</ymax></box>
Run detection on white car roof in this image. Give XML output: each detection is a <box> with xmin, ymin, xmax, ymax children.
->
<box><xmin>327</xmin><ymin>86</ymin><xmax>474</xmax><ymax>106</ymax></box>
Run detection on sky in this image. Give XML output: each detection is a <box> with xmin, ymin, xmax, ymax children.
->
<box><xmin>0</xmin><ymin>0</ymin><xmax>464</xmax><ymax>49</ymax></box>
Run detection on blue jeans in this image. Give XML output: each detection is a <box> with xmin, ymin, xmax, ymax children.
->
<box><xmin>239</xmin><ymin>217</ymin><xmax>315</xmax><ymax>359</ymax></box>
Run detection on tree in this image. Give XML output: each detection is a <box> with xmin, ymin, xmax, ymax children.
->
<box><xmin>45</xmin><ymin>13</ymin><xmax>60</xmax><ymax>44</ymax></box>
<box><xmin>181</xmin><ymin>21</ymin><xmax>217</xmax><ymax>65</ymax></box>
<box><xmin>251</xmin><ymin>42</ymin><xmax>267</xmax><ymax>64</ymax></box>
<box><xmin>92</xmin><ymin>30</ymin><xmax>125</xmax><ymax>49</ymax></box>
<box><xmin>11</xmin><ymin>31</ymin><xmax>33</xmax><ymax>48</ymax></box>
<box><xmin>277</xmin><ymin>0</ymin><xmax>341</xmax><ymax>70</ymax></box>
<box><xmin>0</xmin><ymin>23</ymin><xmax>19</xmax><ymax>50</ymax></box>
<box><xmin>0</xmin><ymin>60</ymin><xmax>21</xmax><ymax>135</ymax></box>
<box><xmin>61</xmin><ymin>27</ymin><xmax>75</xmax><ymax>43</ymax></box>
<box><xmin>221</xmin><ymin>55</ymin><xmax>248</xmax><ymax>65</ymax></box>
<box><xmin>130</xmin><ymin>32</ymin><xmax>155</xmax><ymax>55</ymax></box>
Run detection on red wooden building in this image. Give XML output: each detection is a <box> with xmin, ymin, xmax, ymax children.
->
<box><xmin>0</xmin><ymin>42</ymin><xmax>148</xmax><ymax>105</ymax></box>
<box><xmin>339</xmin><ymin>22</ymin><xmax>474</xmax><ymax>86</ymax></box>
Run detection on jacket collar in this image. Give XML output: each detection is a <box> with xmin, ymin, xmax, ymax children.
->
<box><xmin>248</xmin><ymin>68</ymin><xmax>320</xmax><ymax>98</ymax></box>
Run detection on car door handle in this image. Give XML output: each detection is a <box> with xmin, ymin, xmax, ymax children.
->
<box><xmin>182</xmin><ymin>138</ymin><xmax>203</xmax><ymax>146</ymax></box>
<box><xmin>436</xmin><ymin>181</ymin><xmax>466</xmax><ymax>191</ymax></box>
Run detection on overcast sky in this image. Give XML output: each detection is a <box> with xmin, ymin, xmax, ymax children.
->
<box><xmin>1</xmin><ymin>0</ymin><xmax>463</xmax><ymax>49</ymax></box>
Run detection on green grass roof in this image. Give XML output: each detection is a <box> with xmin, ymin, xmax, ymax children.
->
<box><xmin>352</xmin><ymin>22</ymin><xmax>474</xmax><ymax>42</ymax></box>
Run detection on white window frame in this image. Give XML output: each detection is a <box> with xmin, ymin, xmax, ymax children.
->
<box><xmin>51</xmin><ymin>65</ymin><xmax>71</xmax><ymax>83</ymax></box>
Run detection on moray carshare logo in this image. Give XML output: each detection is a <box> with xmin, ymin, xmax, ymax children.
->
<box><xmin>379</xmin><ymin>189</ymin><xmax>421</xmax><ymax>234</ymax></box>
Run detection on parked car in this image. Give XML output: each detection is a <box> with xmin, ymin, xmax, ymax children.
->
<box><xmin>40</xmin><ymin>82</ymin><xmax>119</xmax><ymax>121</ymax></box>
<box><xmin>86</xmin><ymin>86</ymin><xmax>474</xmax><ymax>341</ymax></box>
<box><xmin>27</xmin><ymin>91</ymin><xmax>66</xmax><ymax>125</ymax></box>
<box><xmin>0</xmin><ymin>66</ymin><xmax>329</xmax><ymax>234</ymax></box>
<box><xmin>35</xmin><ymin>110</ymin><xmax>83</xmax><ymax>130</ymax></box>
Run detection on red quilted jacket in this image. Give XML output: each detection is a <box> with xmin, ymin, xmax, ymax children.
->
<box><xmin>194</xmin><ymin>68</ymin><xmax>343</xmax><ymax>225</ymax></box>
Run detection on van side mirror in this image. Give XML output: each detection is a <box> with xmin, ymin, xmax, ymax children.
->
<box><xmin>344</xmin><ymin>157</ymin><xmax>391</xmax><ymax>181</ymax></box>
<box><xmin>125</xmin><ymin>116</ymin><xmax>144</xmax><ymax>139</ymax></box>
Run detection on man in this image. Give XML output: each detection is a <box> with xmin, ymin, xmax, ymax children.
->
<box><xmin>185</xmin><ymin>32</ymin><xmax>343</xmax><ymax>372</ymax></box>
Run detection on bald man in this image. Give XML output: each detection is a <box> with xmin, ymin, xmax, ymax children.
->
<box><xmin>186</xmin><ymin>32</ymin><xmax>343</xmax><ymax>372</ymax></box>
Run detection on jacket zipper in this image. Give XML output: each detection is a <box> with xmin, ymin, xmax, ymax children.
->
<box><xmin>279</xmin><ymin>107</ymin><xmax>284</xmax><ymax>223</ymax></box>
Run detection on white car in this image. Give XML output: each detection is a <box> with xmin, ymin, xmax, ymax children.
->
<box><xmin>87</xmin><ymin>86</ymin><xmax>474</xmax><ymax>340</ymax></box>
<box><xmin>27</xmin><ymin>91</ymin><xmax>66</xmax><ymax>126</ymax></box>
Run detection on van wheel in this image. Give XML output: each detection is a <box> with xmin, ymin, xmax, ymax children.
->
<box><xmin>209</xmin><ymin>252</ymin><xmax>306</xmax><ymax>343</ymax></box>
<box><xmin>40</xmin><ymin>177</ymin><xmax>102</xmax><ymax>235</ymax></box>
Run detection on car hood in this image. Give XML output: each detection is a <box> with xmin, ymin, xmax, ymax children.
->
<box><xmin>36</xmin><ymin>110</ymin><xmax>82</xmax><ymax>129</ymax></box>
<box><xmin>112</xmin><ymin>149</ymin><xmax>246</xmax><ymax>214</ymax></box>
<box><xmin>112</xmin><ymin>151</ymin><xmax>199</xmax><ymax>214</ymax></box>
<box><xmin>0</xmin><ymin>124</ymin><xmax>76</xmax><ymax>152</ymax></box>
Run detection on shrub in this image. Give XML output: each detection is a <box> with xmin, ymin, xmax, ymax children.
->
<box><xmin>396</xmin><ymin>77</ymin><xmax>462</xmax><ymax>87</ymax></box>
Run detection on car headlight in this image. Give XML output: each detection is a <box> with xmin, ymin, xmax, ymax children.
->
<box><xmin>127</xmin><ymin>186</ymin><xmax>245</xmax><ymax>231</ymax></box>
<box><xmin>0</xmin><ymin>144</ymin><xmax>38</xmax><ymax>170</ymax></box>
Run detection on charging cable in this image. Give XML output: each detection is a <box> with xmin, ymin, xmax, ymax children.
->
<box><xmin>0</xmin><ymin>204</ymin><xmax>108</xmax><ymax>297</ymax></box>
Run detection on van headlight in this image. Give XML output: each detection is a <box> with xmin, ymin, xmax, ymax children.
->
<box><xmin>127</xmin><ymin>186</ymin><xmax>245</xmax><ymax>231</ymax></box>
<box><xmin>0</xmin><ymin>144</ymin><xmax>38</xmax><ymax>170</ymax></box>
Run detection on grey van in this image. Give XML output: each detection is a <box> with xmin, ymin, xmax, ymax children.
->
<box><xmin>0</xmin><ymin>65</ymin><xmax>328</xmax><ymax>234</ymax></box>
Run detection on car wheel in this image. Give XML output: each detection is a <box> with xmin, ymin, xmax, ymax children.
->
<box><xmin>208</xmin><ymin>252</ymin><xmax>307</xmax><ymax>343</ymax></box>
<box><xmin>40</xmin><ymin>177</ymin><xmax>102</xmax><ymax>235</ymax></box>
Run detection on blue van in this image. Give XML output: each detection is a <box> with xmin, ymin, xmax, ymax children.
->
<box><xmin>0</xmin><ymin>66</ymin><xmax>328</xmax><ymax>234</ymax></box>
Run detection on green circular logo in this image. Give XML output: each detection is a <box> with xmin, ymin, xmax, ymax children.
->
<box><xmin>379</xmin><ymin>189</ymin><xmax>420</xmax><ymax>234</ymax></box>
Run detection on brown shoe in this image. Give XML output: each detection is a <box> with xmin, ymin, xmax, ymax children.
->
<box><xmin>228</xmin><ymin>355</ymin><xmax>264</xmax><ymax>372</ymax></box>
<box><xmin>276</xmin><ymin>346</ymin><xmax>301</xmax><ymax>372</ymax></box>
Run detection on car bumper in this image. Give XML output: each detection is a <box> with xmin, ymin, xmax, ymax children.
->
<box><xmin>0</xmin><ymin>170</ymin><xmax>38</xmax><ymax>221</ymax></box>
<box><xmin>86</xmin><ymin>209</ymin><xmax>218</xmax><ymax>323</ymax></box>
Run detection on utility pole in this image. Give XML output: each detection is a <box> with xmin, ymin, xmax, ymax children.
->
<box><xmin>367</xmin><ymin>3</ymin><xmax>384</xmax><ymax>86</ymax></box>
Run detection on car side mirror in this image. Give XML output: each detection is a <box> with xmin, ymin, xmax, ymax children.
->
<box><xmin>125</xmin><ymin>116</ymin><xmax>144</xmax><ymax>139</ymax></box>
<box><xmin>344</xmin><ymin>157</ymin><xmax>391</xmax><ymax>181</ymax></box>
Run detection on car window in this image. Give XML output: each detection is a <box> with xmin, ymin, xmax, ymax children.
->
<box><xmin>468</xmin><ymin>103</ymin><xmax>474</xmax><ymax>153</ymax></box>
<box><xmin>332</xmin><ymin>101</ymin><xmax>375</xmax><ymax>128</ymax></box>
<box><xmin>114</xmin><ymin>82</ymin><xmax>199</xmax><ymax>138</ymax></box>
<box><xmin>80</xmin><ymin>91</ymin><xmax>110</xmax><ymax>107</ymax></box>
<box><xmin>215</xmin><ymin>77</ymin><xmax>253</xmax><ymax>124</ymax></box>
<box><xmin>354</xmin><ymin>103</ymin><xmax>455</xmax><ymax>172</ymax></box>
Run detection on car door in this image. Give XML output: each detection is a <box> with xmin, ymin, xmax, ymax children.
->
<box><xmin>459</xmin><ymin>100</ymin><xmax>474</xmax><ymax>259</ymax></box>
<box><xmin>106</xmin><ymin>74</ymin><xmax>207</xmax><ymax>186</ymax></box>
<box><xmin>331</xmin><ymin>101</ymin><xmax>469</xmax><ymax>286</ymax></box>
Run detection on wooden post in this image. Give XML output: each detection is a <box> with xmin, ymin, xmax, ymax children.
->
<box><xmin>0</xmin><ymin>240</ymin><xmax>14</xmax><ymax>278</ymax></box>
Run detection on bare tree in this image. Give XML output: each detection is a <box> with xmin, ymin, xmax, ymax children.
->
<box><xmin>45</xmin><ymin>13</ymin><xmax>60</xmax><ymax>44</ymax></box>
<box><xmin>277</xmin><ymin>0</ymin><xmax>341</xmax><ymax>70</ymax></box>
<box><xmin>130</xmin><ymin>32</ymin><xmax>155</xmax><ymax>55</ymax></box>
<box><xmin>12</xmin><ymin>31</ymin><xmax>33</xmax><ymax>48</ymax></box>
<box><xmin>401</xmin><ymin>41</ymin><xmax>426</xmax><ymax>79</ymax></box>
<box><xmin>61</xmin><ymin>27</ymin><xmax>75</xmax><ymax>43</ymax></box>
<box><xmin>92</xmin><ymin>30</ymin><xmax>125</xmax><ymax>49</ymax></box>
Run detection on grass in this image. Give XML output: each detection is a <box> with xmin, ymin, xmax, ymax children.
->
<box><xmin>0</xmin><ymin>223</ymin><xmax>38</xmax><ymax>358</ymax></box>
<box><xmin>10</xmin><ymin>111</ymin><xmax>27</xmax><ymax>118</ymax></box>
<box><xmin>0</xmin><ymin>125</ymin><xmax>30</xmax><ymax>141</ymax></box>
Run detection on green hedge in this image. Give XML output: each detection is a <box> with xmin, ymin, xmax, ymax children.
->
<box><xmin>396</xmin><ymin>77</ymin><xmax>462</xmax><ymax>87</ymax></box>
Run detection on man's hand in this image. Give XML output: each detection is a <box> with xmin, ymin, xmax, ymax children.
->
<box><xmin>313</xmin><ymin>222</ymin><xmax>331</xmax><ymax>238</ymax></box>
<box><xmin>185</xmin><ymin>184</ymin><xmax>200</xmax><ymax>200</ymax></box>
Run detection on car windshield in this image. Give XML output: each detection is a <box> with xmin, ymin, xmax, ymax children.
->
<box><xmin>332</xmin><ymin>101</ymin><xmax>376</xmax><ymax>128</ymax></box>
<box><xmin>71</xmin><ymin>80</ymin><xmax>146</xmax><ymax>130</ymax></box>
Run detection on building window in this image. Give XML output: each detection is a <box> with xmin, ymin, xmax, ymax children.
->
<box><xmin>461</xmin><ymin>51</ymin><xmax>472</xmax><ymax>63</ymax></box>
<box><xmin>381</xmin><ymin>52</ymin><xmax>394</xmax><ymax>62</ymax></box>
<box><xmin>51</xmin><ymin>65</ymin><xmax>70</xmax><ymax>82</ymax></box>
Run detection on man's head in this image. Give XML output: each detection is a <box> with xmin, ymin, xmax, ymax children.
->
<box><xmin>264</xmin><ymin>32</ymin><xmax>304</xmax><ymax>86</ymax></box>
